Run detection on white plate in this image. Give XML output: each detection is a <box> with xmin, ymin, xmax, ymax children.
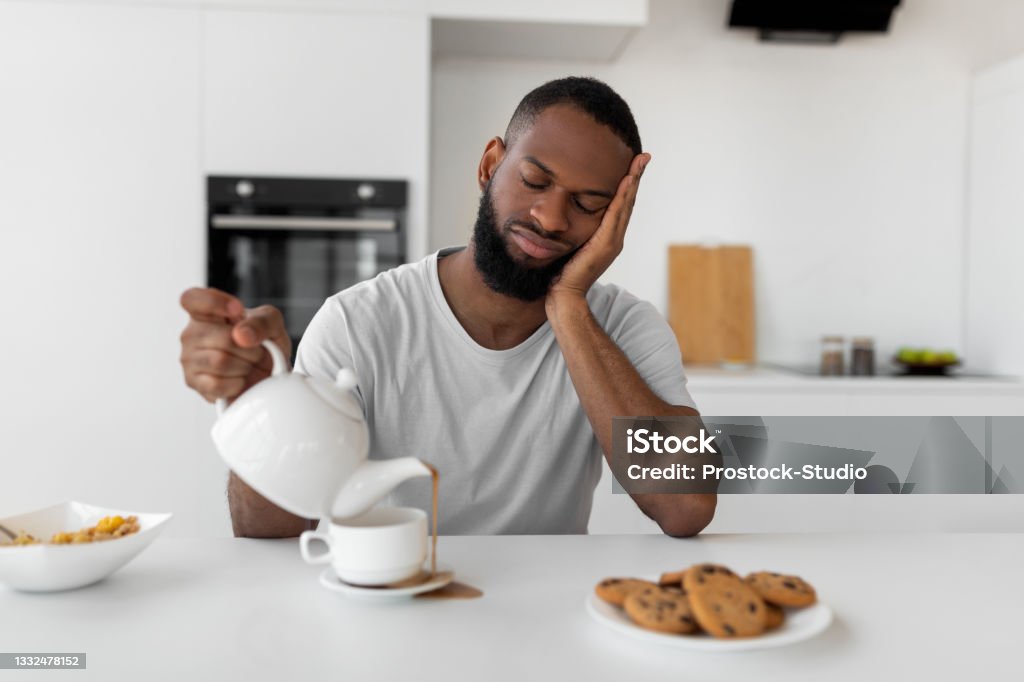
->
<box><xmin>586</xmin><ymin>588</ymin><xmax>832</xmax><ymax>652</ymax></box>
<box><xmin>318</xmin><ymin>564</ymin><xmax>454</xmax><ymax>601</ymax></box>
<box><xmin>0</xmin><ymin>501</ymin><xmax>172</xmax><ymax>592</ymax></box>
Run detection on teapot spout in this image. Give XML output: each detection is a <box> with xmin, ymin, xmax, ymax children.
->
<box><xmin>330</xmin><ymin>457</ymin><xmax>432</xmax><ymax>520</ymax></box>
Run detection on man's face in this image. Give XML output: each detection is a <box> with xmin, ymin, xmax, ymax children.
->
<box><xmin>473</xmin><ymin>104</ymin><xmax>634</xmax><ymax>301</ymax></box>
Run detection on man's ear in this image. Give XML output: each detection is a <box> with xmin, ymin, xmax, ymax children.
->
<box><xmin>478</xmin><ymin>137</ymin><xmax>506</xmax><ymax>191</ymax></box>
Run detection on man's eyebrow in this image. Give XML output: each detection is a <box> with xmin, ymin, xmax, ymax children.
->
<box><xmin>522</xmin><ymin>156</ymin><xmax>615</xmax><ymax>200</ymax></box>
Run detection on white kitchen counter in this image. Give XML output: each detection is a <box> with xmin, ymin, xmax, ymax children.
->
<box><xmin>2</xmin><ymin>533</ymin><xmax>1020</xmax><ymax>681</ymax></box>
<box><xmin>685</xmin><ymin>364</ymin><xmax>1024</xmax><ymax>391</ymax></box>
<box><xmin>679</xmin><ymin>365</ymin><xmax>1024</xmax><ymax>417</ymax></box>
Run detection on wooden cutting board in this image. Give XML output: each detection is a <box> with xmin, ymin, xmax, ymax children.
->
<box><xmin>668</xmin><ymin>245</ymin><xmax>755</xmax><ymax>366</ymax></box>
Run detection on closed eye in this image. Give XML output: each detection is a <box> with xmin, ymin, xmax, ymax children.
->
<box><xmin>521</xmin><ymin>176</ymin><xmax>603</xmax><ymax>215</ymax></box>
<box><xmin>574</xmin><ymin>199</ymin><xmax>602</xmax><ymax>215</ymax></box>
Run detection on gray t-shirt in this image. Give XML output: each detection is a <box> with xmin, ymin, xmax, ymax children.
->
<box><xmin>294</xmin><ymin>247</ymin><xmax>696</xmax><ymax>534</ymax></box>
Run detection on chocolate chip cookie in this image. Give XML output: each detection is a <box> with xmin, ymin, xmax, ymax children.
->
<box><xmin>623</xmin><ymin>586</ymin><xmax>699</xmax><ymax>634</ymax></box>
<box><xmin>683</xmin><ymin>563</ymin><xmax>767</xmax><ymax>638</ymax></box>
<box><xmin>764</xmin><ymin>602</ymin><xmax>786</xmax><ymax>631</ymax></box>
<box><xmin>744</xmin><ymin>571</ymin><xmax>817</xmax><ymax>607</ymax></box>
<box><xmin>658</xmin><ymin>569</ymin><xmax>687</xmax><ymax>589</ymax></box>
<box><xmin>594</xmin><ymin>577</ymin><xmax>659</xmax><ymax>607</ymax></box>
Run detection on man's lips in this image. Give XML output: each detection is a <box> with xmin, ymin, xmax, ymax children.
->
<box><xmin>509</xmin><ymin>227</ymin><xmax>569</xmax><ymax>260</ymax></box>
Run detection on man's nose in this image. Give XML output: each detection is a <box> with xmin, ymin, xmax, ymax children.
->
<box><xmin>529</xmin><ymin>190</ymin><xmax>570</xmax><ymax>235</ymax></box>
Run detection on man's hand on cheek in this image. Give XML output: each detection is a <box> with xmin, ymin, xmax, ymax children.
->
<box><xmin>546</xmin><ymin>152</ymin><xmax>651</xmax><ymax>310</ymax></box>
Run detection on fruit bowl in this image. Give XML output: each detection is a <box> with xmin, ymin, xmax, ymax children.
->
<box><xmin>892</xmin><ymin>357</ymin><xmax>961</xmax><ymax>375</ymax></box>
<box><xmin>893</xmin><ymin>348</ymin><xmax>961</xmax><ymax>375</ymax></box>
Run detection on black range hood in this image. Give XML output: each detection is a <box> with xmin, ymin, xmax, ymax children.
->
<box><xmin>728</xmin><ymin>0</ymin><xmax>902</xmax><ymax>44</ymax></box>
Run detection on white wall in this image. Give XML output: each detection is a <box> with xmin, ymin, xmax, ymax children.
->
<box><xmin>429</xmin><ymin>0</ymin><xmax>1024</xmax><ymax>369</ymax></box>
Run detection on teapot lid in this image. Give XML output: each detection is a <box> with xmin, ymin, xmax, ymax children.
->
<box><xmin>306</xmin><ymin>370</ymin><xmax>364</xmax><ymax>422</ymax></box>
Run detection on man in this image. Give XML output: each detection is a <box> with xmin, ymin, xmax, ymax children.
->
<box><xmin>179</xmin><ymin>76</ymin><xmax>716</xmax><ymax>538</ymax></box>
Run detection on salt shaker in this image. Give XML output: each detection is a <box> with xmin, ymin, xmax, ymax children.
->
<box><xmin>820</xmin><ymin>336</ymin><xmax>845</xmax><ymax>376</ymax></box>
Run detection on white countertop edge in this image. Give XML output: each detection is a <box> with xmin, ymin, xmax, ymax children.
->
<box><xmin>684</xmin><ymin>366</ymin><xmax>1024</xmax><ymax>392</ymax></box>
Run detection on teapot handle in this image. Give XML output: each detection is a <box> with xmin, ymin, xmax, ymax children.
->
<box><xmin>215</xmin><ymin>339</ymin><xmax>289</xmax><ymax>416</ymax></box>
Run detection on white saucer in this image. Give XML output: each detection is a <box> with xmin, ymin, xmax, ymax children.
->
<box><xmin>318</xmin><ymin>564</ymin><xmax>454</xmax><ymax>600</ymax></box>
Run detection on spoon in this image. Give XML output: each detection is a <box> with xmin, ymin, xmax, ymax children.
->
<box><xmin>0</xmin><ymin>523</ymin><xmax>17</xmax><ymax>541</ymax></box>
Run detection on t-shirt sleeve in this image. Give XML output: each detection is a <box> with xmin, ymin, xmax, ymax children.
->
<box><xmin>610</xmin><ymin>299</ymin><xmax>698</xmax><ymax>411</ymax></box>
<box><xmin>292</xmin><ymin>296</ymin><xmax>367</xmax><ymax>413</ymax></box>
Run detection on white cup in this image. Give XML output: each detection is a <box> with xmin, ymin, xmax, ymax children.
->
<box><xmin>299</xmin><ymin>507</ymin><xmax>427</xmax><ymax>586</ymax></box>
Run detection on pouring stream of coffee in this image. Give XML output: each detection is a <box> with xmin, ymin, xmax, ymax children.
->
<box><xmin>427</xmin><ymin>461</ymin><xmax>438</xmax><ymax>578</ymax></box>
<box><xmin>415</xmin><ymin>462</ymin><xmax>482</xmax><ymax>599</ymax></box>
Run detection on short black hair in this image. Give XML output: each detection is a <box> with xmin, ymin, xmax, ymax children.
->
<box><xmin>504</xmin><ymin>76</ymin><xmax>642</xmax><ymax>156</ymax></box>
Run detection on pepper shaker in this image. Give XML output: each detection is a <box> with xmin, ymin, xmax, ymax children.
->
<box><xmin>850</xmin><ymin>337</ymin><xmax>875</xmax><ymax>376</ymax></box>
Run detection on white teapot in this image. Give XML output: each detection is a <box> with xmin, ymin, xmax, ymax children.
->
<box><xmin>211</xmin><ymin>340</ymin><xmax>432</xmax><ymax>520</ymax></box>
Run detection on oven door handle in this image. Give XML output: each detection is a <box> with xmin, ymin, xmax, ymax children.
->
<box><xmin>211</xmin><ymin>215</ymin><xmax>396</xmax><ymax>232</ymax></box>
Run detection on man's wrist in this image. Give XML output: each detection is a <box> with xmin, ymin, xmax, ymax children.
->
<box><xmin>545</xmin><ymin>289</ymin><xmax>592</xmax><ymax>330</ymax></box>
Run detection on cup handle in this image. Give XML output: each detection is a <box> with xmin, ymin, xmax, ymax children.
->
<box><xmin>299</xmin><ymin>530</ymin><xmax>334</xmax><ymax>565</ymax></box>
<box><xmin>215</xmin><ymin>339</ymin><xmax>289</xmax><ymax>416</ymax></box>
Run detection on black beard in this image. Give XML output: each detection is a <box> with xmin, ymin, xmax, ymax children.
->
<box><xmin>471</xmin><ymin>183</ymin><xmax>574</xmax><ymax>302</ymax></box>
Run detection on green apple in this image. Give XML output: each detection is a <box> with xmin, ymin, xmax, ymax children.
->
<box><xmin>920</xmin><ymin>350</ymin><xmax>940</xmax><ymax>365</ymax></box>
<box><xmin>897</xmin><ymin>347</ymin><xmax>921</xmax><ymax>363</ymax></box>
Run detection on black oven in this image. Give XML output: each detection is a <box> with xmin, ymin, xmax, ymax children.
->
<box><xmin>207</xmin><ymin>176</ymin><xmax>407</xmax><ymax>360</ymax></box>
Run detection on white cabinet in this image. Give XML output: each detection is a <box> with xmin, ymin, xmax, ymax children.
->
<box><xmin>687</xmin><ymin>373</ymin><xmax>1024</xmax><ymax>416</ymax></box>
<box><xmin>0</xmin><ymin>2</ymin><xmax>219</xmax><ymax>535</ymax></box>
<box><xmin>429</xmin><ymin>0</ymin><xmax>648</xmax><ymax>61</ymax></box>
<box><xmin>428</xmin><ymin>0</ymin><xmax>647</xmax><ymax>24</ymax></box>
<box><xmin>202</xmin><ymin>8</ymin><xmax>431</xmax><ymax>258</ymax></box>
<box><xmin>966</xmin><ymin>54</ymin><xmax>1024</xmax><ymax>379</ymax></box>
<box><xmin>587</xmin><ymin>368</ymin><xmax>1024</xmax><ymax>535</ymax></box>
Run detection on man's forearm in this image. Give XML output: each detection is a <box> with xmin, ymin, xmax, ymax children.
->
<box><xmin>227</xmin><ymin>472</ymin><xmax>314</xmax><ymax>538</ymax></box>
<box><xmin>547</xmin><ymin>293</ymin><xmax>716</xmax><ymax>537</ymax></box>
<box><xmin>547</xmin><ymin>293</ymin><xmax>690</xmax><ymax>451</ymax></box>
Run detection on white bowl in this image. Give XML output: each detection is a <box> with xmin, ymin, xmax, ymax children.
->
<box><xmin>0</xmin><ymin>501</ymin><xmax>172</xmax><ymax>592</ymax></box>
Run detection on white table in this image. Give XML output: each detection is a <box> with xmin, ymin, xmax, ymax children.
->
<box><xmin>2</xmin><ymin>533</ymin><xmax>1020</xmax><ymax>681</ymax></box>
